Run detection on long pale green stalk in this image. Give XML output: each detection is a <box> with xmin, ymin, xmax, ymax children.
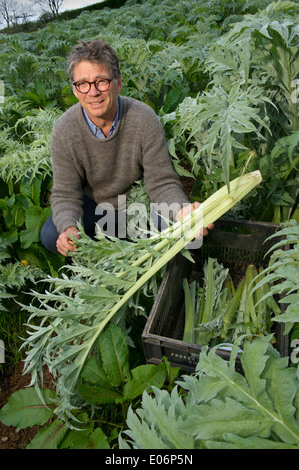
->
<box><xmin>183</xmin><ymin>279</ymin><xmax>197</xmax><ymax>343</ymax></box>
<box><xmin>202</xmin><ymin>257</ymin><xmax>215</xmax><ymax>324</ymax></box>
<box><xmin>69</xmin><ymin>172</ymin><xmax>262</xmax><ymax>379</ymax></box>
<box><xmin>78</xmin><ymin>170</ymin><xmax>262</xmax><ymax>346</ymax></box>
<box><xmin>25</xmin><ymin>171</ymin><xmax>263</xmax><ymax>422</ymax></box>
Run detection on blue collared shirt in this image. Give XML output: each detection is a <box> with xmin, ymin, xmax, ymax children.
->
<box><xmin>82</xmin><ymin>96</ymin><xmax>119</xmax><ymax>139</ymax></box>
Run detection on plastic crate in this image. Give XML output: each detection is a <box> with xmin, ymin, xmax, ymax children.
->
<box><xmin>142</xmin><ymin>218</ymin><xmax>289</xmax><ymax>373</ymax></box>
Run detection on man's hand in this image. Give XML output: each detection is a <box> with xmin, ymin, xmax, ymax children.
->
<box><xmin>176</xmin><ymin>201</ymin><xmax>214</xmax><ymax>237</ymax></box>
<box><xmin>56</xmin><ymin>226</ymin><xmax>80</xmax><ymax>256</ymax></box>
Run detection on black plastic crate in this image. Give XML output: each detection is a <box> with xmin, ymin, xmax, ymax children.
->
<box><xmin>142</xmin><ymin>218</ymin><xmax>289</xmax><ymax>373</ymax></box>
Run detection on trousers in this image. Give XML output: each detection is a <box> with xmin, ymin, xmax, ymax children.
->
<box><xmin>40</xmin><ymin>195</ymin><xmax>169</xmax><ymax>253</ymax></box>
<box><xmin>40</xmin><ymin>196</ymin><xmax>125</xmax><ymax>253</ymax></box>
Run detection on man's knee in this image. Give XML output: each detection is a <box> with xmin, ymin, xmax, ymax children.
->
<box><xmin>40</xmin><ymin>216</ymin><xmax>59</xmax><ymax>253</ymax></box>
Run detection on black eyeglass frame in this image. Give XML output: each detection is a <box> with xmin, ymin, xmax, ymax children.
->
<box><xmin>72</xmin><ymin>78</ymin><xmax>114</xmax><ymax>94</ymax></box>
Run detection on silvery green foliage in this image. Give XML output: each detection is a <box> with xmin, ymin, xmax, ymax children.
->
<box><xmin>163</xmin><ymin>1</ymin><xmax>299</xmax><ymax>190</ymax></box>
<box><xmin>20</xmin><ymin>171</ymin><xmax>263</xmax><ymax>424</ymax></box>
<box><xmin>120</xmin><ymin>336</ymin><xmax>299</xmax><ymax>449</ymax></box>
<box><xmin>0</xmin><ymin>237</ymin><xmax>45</xmax><ymax>311</ymax></box>
<box><xmin>170</xmin><ymin>82</ymin><xmax>272</xmax><ymax>186</ymax></box>
<box><xmin>252</xmin><ymin>219</ymin><xmax>299</xmax><ymax>331</ymax></box>
<box><xmin>120</xmin><ymin>387</ymin><xmax>195</xmax><ymax>449</ymax></box>
<box><xmin>21</xmin><ymin>224</ymin><xmax>184</xmax><ymax>423</ymax></box>
<box><xmin>0</xmin><ymin>105</ymin><xmax>61</xmax><ymax>183</ymax></box>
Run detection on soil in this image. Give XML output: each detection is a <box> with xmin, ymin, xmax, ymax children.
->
<box><xmin>0</xmin><ymin>362</ymin><xmax>54</xmax><ymax>449</ymax></box>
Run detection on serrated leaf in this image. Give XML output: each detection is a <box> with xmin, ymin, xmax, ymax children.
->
<box><xmin>241</xmin><ymin>336</ymin><xmax>273</xmax><ymax>408</ymax></box>
<box><xmin>206</xmin><ymin>433</ymin><xmax>299</xmax><ymax>449</ymax></box>
<box><xmin>265</xmin><ymin>355</ymin><xmax>299</xmax><ymax>444</ymax></box>
<box><xmin>180</xmin><ymin>397</ymin><xmax>272</xmax><ymax>440</ymax></box>
<box><xmin>184</xmin><ymin>337</ymin><xmax>299</xmax><ymax>446</ymax></box>
<box><xmin>122</xmin><ymin>406</ymin><xmax>169</xmax><ymax>449</ymax></box>
<box><xmin>194</xmin><ymin>346</ymin><xmax>249</xmax><ymax>403</ymax></box>
<box><xmin>80</xmin><ymin>285</ymin><xmax>120</xmax><ymax>301</ymax></box>
<box><xmin>136</xmin><ymin>388</ymin><xmax>194</xmax><ymax>449</ymax></box>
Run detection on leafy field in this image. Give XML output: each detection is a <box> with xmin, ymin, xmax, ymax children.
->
<box><xmin>0</xmin><ymin>0</ymin><xmax>298</xmax><ymax>449</ymax></box>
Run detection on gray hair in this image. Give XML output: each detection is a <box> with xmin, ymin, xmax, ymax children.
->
<box><xmin>67</xmin><ymin>39</ymin><xmax>121</xmax><ymax>83</ymax></box>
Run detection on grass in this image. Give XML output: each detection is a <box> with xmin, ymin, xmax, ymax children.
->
<box><xmin>0</xmin><ymin>308</ymin><xmax>30</xmax><ymax>373</ymax></box>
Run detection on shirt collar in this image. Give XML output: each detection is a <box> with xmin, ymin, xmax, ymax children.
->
<box><xmin>82</xmin><ymin>95</ymin><xmax>119</xmax><ymax>139</ymax></box>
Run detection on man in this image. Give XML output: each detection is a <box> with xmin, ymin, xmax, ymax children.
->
<box><xmin>40</xmin><ymin>39</ymin><xmax>212</xmax><ymax>256</ymax></box>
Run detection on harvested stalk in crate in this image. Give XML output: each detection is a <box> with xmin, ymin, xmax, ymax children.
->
<box><xmin>183</xmin><ymin>258</ymin><xmax>281</xmax><ymax>347</ymax></box>
<box><xmin>245</xmin><ymin>264</ymin><xmax>261</xmax><ymax>332</ymax></box>
<box><xmin>195</xmin><ymin>258</ymin><xmax>229</xmax><ymax>345</ymax></box>
<box><xmin>201</xmin><ymin>258</ymin><xmax>229</xmax><ymax>324</ymax></box>
<box><xmin>221</xmin><ymin>277</ymin><xmax>245</xmax><ymax>339</ymax></box>
<box><xmin>182</xmin><ymin>278</ymin><xmax>197</xmax><ymax>343</ymax></box>
<box><xmin>143</xmin><ymin>218</ymin><xmax>291</xmax><ymax>375</ymax></box>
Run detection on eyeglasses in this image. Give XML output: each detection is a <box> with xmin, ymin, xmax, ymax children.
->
<box><xmin>73</xmin><ymin>78</ymin><xmax>114</xmax><ymax>94</ymax></box>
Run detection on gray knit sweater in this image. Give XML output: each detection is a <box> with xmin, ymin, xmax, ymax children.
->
<box><xmin>50</xmin><ymin>96</ymin><xmax>189</xmax><ymax>233</ymax></box>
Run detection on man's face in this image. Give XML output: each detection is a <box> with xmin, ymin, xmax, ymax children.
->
<box><xmin>72</xmin><ymin>60</ymin><xmax>122</xmax><ymax>125</ymax></box>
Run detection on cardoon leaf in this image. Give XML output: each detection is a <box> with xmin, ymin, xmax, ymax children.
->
<box><xmin>180</xmin><ymin>397</ymin><xmax>272</xmax><ymax>440</ymax></box>
<box><xmin>122</xmin><ymin>406</ymin><xmax>169</xmax><ymax>449</ymax></box>
<box><xmin>122</xmin><ymin>336</ymin><xmax>299</xmax><ymax>449</ymax></box>
<box><xmin>22</xmin><ymin>172</ymin><xmax>262</xmax><ymax>422</ymax></box>
<box><xmin>206</xmin><ymin>434</ymin><xmax>299</xmax><ymax>449</ymax></box>
<box><xmin>265</xmin><ymin>355</ymin><xmax>299</xmax><ymax>444</ymax></box>
<box><xmin>135</xmin><ymin>388</ymin><xmax>194</xmax><ymax>449</ymax></box>
<box><xmin>240</xmin><ymin>335</ymin><xmax>273</xmax><ymax>408</ymax></box>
